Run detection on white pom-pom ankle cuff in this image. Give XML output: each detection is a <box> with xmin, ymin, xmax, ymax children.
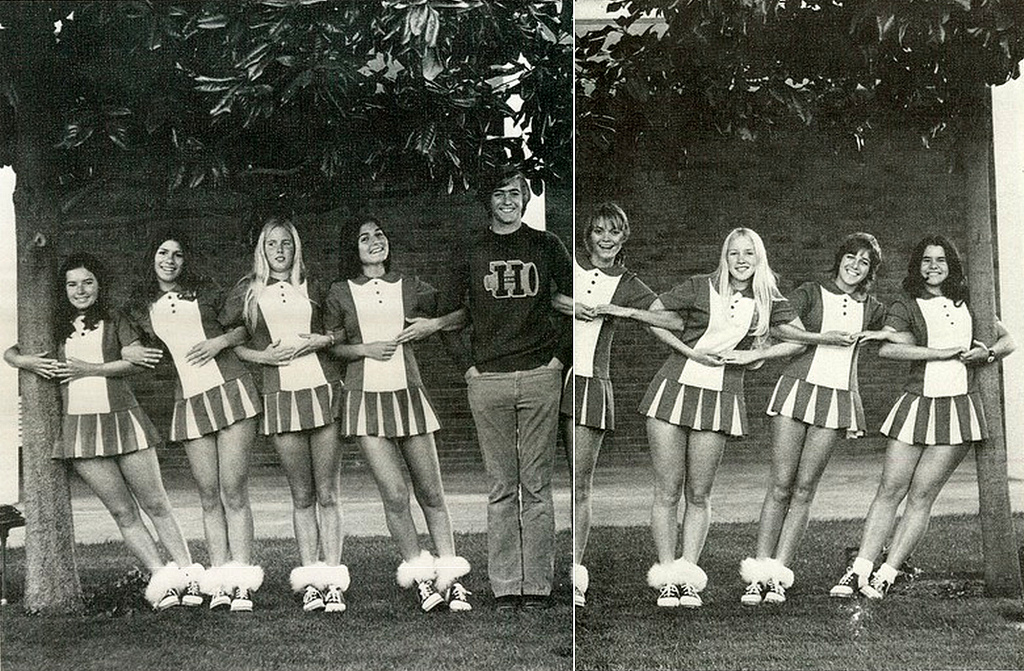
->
<box><xmin>396</xmin><ymin>551</ymin><xmax>436</xmax><ymax>588</ymax></box>
<box><xmin>144</xmin><ymin>562</ymin><xmax>186</xmax><ymax>606</ymax></box>
<box><xmin>573</xmin><ymin>564</ymin><xmax>590</xmax><ymax>594</ymax></box>
<box><xmin>434</xmin><ymin>555</ymin><xmax>470</xmax><ymax>591</ymax></box>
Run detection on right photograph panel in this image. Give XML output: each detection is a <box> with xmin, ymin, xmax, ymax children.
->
<box><xmin>573</xmin><ymin>1</ymin><xmax>1024</xmax><ymax>669</ymax></box>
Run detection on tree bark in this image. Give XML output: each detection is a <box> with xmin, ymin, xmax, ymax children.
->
<box><xmin>963</xmin><ymin>96</ymin><xmax>1024</xmax><ymax>599</ymax></box>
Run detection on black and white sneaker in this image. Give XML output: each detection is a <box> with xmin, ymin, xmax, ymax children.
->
<box><xmin>677</xmin><ymin>583</ymin><xmax>702</xmax><ymax>609</ymax></box>
<box><xmin>740</xmin><ymin>582</ymin><xmax>764</xmax><ymax>606</ymax></box>
<box><xmin>829</xmin><ymin>567</ymin><xmax>861</xmax><ymax>598</ymax></box>
<box><xmin>416</xmin><ymin>579</ymin><xmax>445</xmax><ymax>612</ymax></box>
<box><xmin>209</xmin><ymin>588</ymin><xmax>231</xmax><ymax>610</ymax></box>
<box><xmin>445</xmin><ymin>582</ymin><xmax>472</xmax><ymax>612</ymax></box>
<box><xmin>324</xmin><ymin>585</ymin><xmax>346</xmax><ymax>613</ymax></box>
<box><xmin>156</xmin><ymin>588</ymin><xmax>181</xmax><ymax>611</ymax></box>
<box><xmin>763</xmin><ymin>578</ymin><xmax>786</xmax><ymax>604</ymax></box>
<box><xmin>656</xmin><ymin>583</ymin><xmax>681</xmax><ymax>608</ymax></box>
<box><xmin>230</xmin><ymin>587</ymin><xmax>253</xmax><ymax>612</ymax></box>
<box><xmin>861</xmin><ymin>573</ymin><xmax>891</xmax><ymax>600</ymax></box>
<box><xmin>302</xmin><ymin>585</ymin><xmax>325</xmax><ymax>612</ymax></box>
<box><xmin>181</xmin><ymin>580</ymin><xmax>203</xmax><ymax>607</ymax></box>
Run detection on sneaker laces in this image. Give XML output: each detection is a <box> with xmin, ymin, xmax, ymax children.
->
<box><xmin>743</xmin><ymin>582</ymin><xmax>762</xmax><ymax>597</ymax></box>
<box><xmin>836</xmin><ymin>568</ymin><xmax>858</xmax><ymax>587</ymax></box>
<box><xmin>658</xmin><ymin>584</ymin><xmax>680</xmax><ymax>599</ymax></box>
<box><xmin>766</xmin><ymin>578</ymin><xmax>785</xmax><ymax>596</ymax></box>
<box><xmin>448</xmin><ymin>582</ymin><xmax>471</xmax><ymax>602</ymax></box>
<box><xmin>303</xmin><ymin>585</ymin><xmax>322</xmax><ymax>605</ymax></box>
<box><xmin>679</xmin><ymin>583</ymin><xmax>699</xmax><ymax>599</ymax></box>
<box><xmin>185</xmin><ymin>581</ymin><xmax>202</xmax><ymax>598</ymax></box>
<box><xmin>324</xmin><ymin>585</ymin><xmax>343</xmax><ymax>603</ymax></box>
<box><xmin>869</xmin><ymin>574</ymin><xmax>890</xmax><ymax>594</ymax></box>
<box><xmin>234</xmin><ymin>587</ymin><xmax>252</xmax><ymax>601</ymax></box>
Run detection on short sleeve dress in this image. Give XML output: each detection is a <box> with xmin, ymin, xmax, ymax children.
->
<box><xmin>637</xmin><ymin>274</ymin><xmax>795</xmax><ymax>437</ymax></box>
<box><xmin>323</xmin><ymin>272</ymin><xmax>442</xmax><ymax>438</ymax></box>
<box><xmin>877</xmin><ymin>294</ymin><xmax>988</xmax><ymax>445</ymax></box>
<box><xmin>221</xmin><ymin>278</ymin><xmax>342</xmax><ymax>435</ymax></box>
<box><xmin>765</xmin><ymin>279</ymin><xmax>886</xmax><ymax>437</ymax></box>
<box><xmin>570</xmin><ymin>252</ymin><xmax>657</xmax><ymax>431</ymax></box>
<box><xmin>56</xmin><ymin>312</ymin><xmax>162</xmax><ymax>459</ymax></box>
<box><xmin>132</xmin><ymin>288</ymin><xmax>262</xmax><ymax>442</ymax></box>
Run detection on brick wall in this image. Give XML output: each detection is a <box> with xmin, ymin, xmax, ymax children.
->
<box><xmin>577</xmin><ymin>129</ymin><xmax>973</xmax><ymax>465</ymax></box>
<box><xmin>58</xmin><ymin>181</ymin><xmax>571</xmax><ymax>469</ymax></box>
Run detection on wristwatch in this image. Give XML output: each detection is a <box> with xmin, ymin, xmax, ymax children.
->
<box><xmin>986</xmin><ymin>349</ymin><xmax>996</xmax><ymax>364</ymax></box>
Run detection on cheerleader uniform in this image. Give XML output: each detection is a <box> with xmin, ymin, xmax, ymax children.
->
<box><xmin>58</xmin><ymin>313</ymin><xmax>162</xmax><ymax>459</ymax></box>
<box><xmin>134</xmin><ymin>290</ymin><xmax>261</xmax><ymax>442</ymax></box>
<box><xmin>323</xmin><ymin>272</ymin><xmax>441</xmax><ymax>438</ymax></box>
<box><xmin>221</xmin><ymin>279</ymin><xmax>342</xmax><ymax>435</ymax></box>
<box><xmin>766</xmin><ymin>279</ymin><xmax>885</xmax><ymax>437</ymax></box>
<box><xmin>878</xmin><ymin>294</ymin><xmax>988</xmax><ymax>445</ymax></box>
<box><xmin>572</xmin><ymin>252</ymin><xmax>656</xmax><ymax>431</ymax></box>
<box><xmin>638</xmin><ymin>274</ymin><xmax>795</xmax><ymax>436</ymax></box>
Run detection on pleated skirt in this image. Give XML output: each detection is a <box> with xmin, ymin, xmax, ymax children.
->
<box><xmin>879</xmin><ymin>391</ymin><xmax>988</xmax><ymax>446</ymax></box>
<box><xmin>337</xmin><ymin>386</ymin><xmax>441</xmax><ymax>438</ymax></box>
<box><xmin>766</xmin><ymin>375</ymin><xmax>866</xmax><ymax>437</ymax></box>
<box><xmin>575</xmin><ymin>375</ymin><xmax>615</xmax><ymax>431</ymax></box>
<box><xmin>262</xmin><ymin>382</ymin><xmax>341</xmax><ymax>435</ymax></box>
<box><xmin>638</xmin><ymin>376</ymin><xmax>746</xmax><ymax>437</ymax></box>
<box><xmin>170</xmin><ymin>375</ymin><xmax>262</xmax><ymax>442</ymax></box>
<box><xmin>58</xmin><ymin>406</ymin><xmax>161</xmax><ymax>459</ymax></box>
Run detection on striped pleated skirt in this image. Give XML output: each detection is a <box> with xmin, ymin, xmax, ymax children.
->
<box><xmin>58</xmin><ymin>406</ymin><xmax>162</xmax><ymax>459</ymax></box>
<box><xmin>337</xmin><ymin>386</ymin><xmax>441</xmax><ymax>438</ymax></box>
<box><xmin>639</xmin><ymin>375</ymin><xmax>746</xmax><ymax>437</ymax></box>
<box><xmin>262</xmin><ymin>382</ymin><xmax>341</xmax><ymax>435</ymax></box>
<box><xmin>879</xmin><ymin>391</ymin><xmax>988</xmax><ymax>446</ymax></box>
<box><xmin>575</xmin><ymin>375</ymin><xmax>615</xmax><ymax>431</ymax></box>
<box><xmin>766</xmin><ymin>375</ymin><xmax>866</xmax><ymax>437</ymax></box>
<box><xmin>170</xmin><ymin>375</ymin><xmax>262</xmax><ymax>442</ymax></box>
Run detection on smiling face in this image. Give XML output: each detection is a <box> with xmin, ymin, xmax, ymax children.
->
<box><xmin>357</xmin><ymin>222</ymin><xmax>390</xmax><ymax>267</ymax></box>
<box><xmin>588</xmin><ymin>218</ymin><xmax>626</xmax><ymax>267</ymax></box>
<box><xmin>726</xmin><ymin>234</ymin><xmax>757</xmax><ymax>285</ymax></box>
<box><xmin>154</xmin><ymin>239</ymin><xmax>185</xmax><ymax>288</ymax></box>
<box><xmin>920</xmin><ymin>244</ymin><xmax>949</xmax><ymax>291</ymax></box>
<box><xmin>264</xmin><ymin>226</ymin><xmax>295</xmax><ymax>277</ymax></box>
<box><xmin>489</xmin><ymin>179</ymin><xmax>525</xmax><ymax>228</ymax></box>
<box><xmin>836</xmin><ymin>248</ymin><xmax>872</xmax><ymax>291</ymax></box>
<box><xmin>65</xmin><ymin>266</ymin><xmax>99</xmax><ymax>311</ymax></box>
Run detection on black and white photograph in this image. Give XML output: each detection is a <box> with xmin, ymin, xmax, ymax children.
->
<box><xmin>0</xmin><ymin>2</ymin><xmax>573</xmax><ymax>669</ymax></box>
<box><xmin>572</xmin><ymin>1</ymin><xmax>1023</xmax><ymax>669</ymax></box>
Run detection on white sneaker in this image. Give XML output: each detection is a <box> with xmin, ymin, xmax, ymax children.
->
<box><xmin>740</xmin><ymin>582</ymin><xmax>763</xmax><ymax>606</ymax></box>
<box><xmin>155</xmin><ymin>589</ymin><xmax>180</xmax><ymax>611</ymax></box>
<box><xmin>324</xmin><ymin>585</ymin><xmax>346</xmax><ymax>613</ymax></box>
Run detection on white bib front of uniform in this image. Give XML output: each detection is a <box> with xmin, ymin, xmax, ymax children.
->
<box><xmin>918</xmin><ymin>296</ymin><xmax>971</xmax><ymax>397</ymax></box>
<box><xmin>678</xmin><ymin>282</ymin><xmax>754</xmax><ymax>392</ymax></box>
<box><xmin>65</xmin><ymin>317</ymin><xmax>111</xmax><ymax>415</ymax></box>
<box><xmin>151</xmin><ymin>293</ymin><xmax>226</xmax><ymax>398</ymax></box>
<box><xmin>259</xmin><ymin>281</ymin><xmax>328</xmax><ymax>391</ymax></box>
<box><xmin>804</xmin><ymin>287</ymin><xmax>864</xmax><ymax>391</ymax></box>
<box><xmin>350</xmin><ymin>278</ymin><xmax>408</xmax><ymax>392</ymax></box>
<box><xmin>573</xmin><ymin>259</ymin><xmax>622</xmax><ymax>378</ymax></box>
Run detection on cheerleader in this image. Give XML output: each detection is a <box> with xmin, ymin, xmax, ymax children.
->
<box><xmin>597</xmin><ymin>227</ymin><xmax>799</xmax><ymax>608</ymax></box>
<box><xmin>569</xmin><ymin>203</ymin><xmax>657</xmax><ymax>608</ymax></box>
<box><xmin>324</xmin><ymin>217</ymin><xmax>472</xmax><ymax>613</ymax></box>
<box><xmin>221</xmin><ymin>217</ymin><xmax>349</xmax><ymax>613</ymax></box>
<box><xmin>830</xmin><ymin>235</ymin><xmax>1014</xmax><ymax>599</ymax></box>
<box><xmin>739</xmin><ymin>233</ymin><xmax>895</xmax><ymax>606</ymax></box>
<box><xmin>123</xmin><ymin>233</ymin><xmax>263</xmax><ymax>611</ymax></box>
<box><xmin>4</xmin><ymin>253</ymin><xmax>199</xmax><ymax>611</ymax></box>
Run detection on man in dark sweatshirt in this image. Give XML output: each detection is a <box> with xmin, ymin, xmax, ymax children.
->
<box><xmin>440</xmin><ymin>165</ymin><xmax>572</xmax><ymax>608</ymax></box>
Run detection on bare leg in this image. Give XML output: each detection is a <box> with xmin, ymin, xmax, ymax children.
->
<box><xmin>561</xmin><ymin>414</ymin><xmax>573</xmax><ymax>474</ymax></box>
<box><xmin>574</xmin><ymin>424</ymin><xmax>605</xmax><ymax>565</ymax></box>
<box><xmin>884</xmin><ymin>442</ymin><xmax>970</xmax><ymax>570</ymax></box>
<box><xmin>274</xmin><ymin>432</ymin><xmax>319</xmax><ymax>565</ymax></box>
<box><xmin>855</xmin><ymin>439</ymin><xmax>923</xmax><ymax>563</ymax></box>
<box><xmin>359</xmin><ymin>435</ymin><xmax>421</xmax><ymax>560</ymax></box>
<box><xmin>309</xmin><ymin>423</ymin><xmax>343</xmax><ymax>565</ymax></box>
<box><xmin>401</xmin><ymin>433</ymin><xmax>456</xmax><ymax>558</ymax></box>
<box><xmin>217</xmin><ymin>418</ymin><xmax>256</xmax><ymax>565</ymax></box>
<box><xmin>184</xmin><ymin>435</ymin><xmax>229</xmax><ymax>566</ymax></box>
<box><xmin>119</xmin><ymin>449</ymin><xmax>193</xmax><ymax>566</ymax></box>
<box><xmin>679</xmin><ymin>430</ymin><xmax>726</xmax><ymax>564</ymax></box>
<box><xmin>774</xmin><ymin>425</ymin><xmax>840</xmax><ymax>566</ymax></box>
<box><xmin>647</xmin><ymin>418</ymin><xmax>688</xmax><ymax>564</ymax></box>
<box><xmin>754</xmin><ymin>416</ymin><xmax>807</xmax><ymax>558</ymax></box>
<box><xmin>73</xmin><ymin>457</ymin><xmax>164</xmax><ymax>570</ymax></box>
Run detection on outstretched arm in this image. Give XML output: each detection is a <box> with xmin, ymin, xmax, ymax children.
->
<box><xmin>4</xmin><ymin>345</ymin><xmax>62</xmax><ymax>379</ymax></box>
<box><xmin>593</xmin><ymin>298</ymin><xmax>686</xmax><ymax>331</ymax></box>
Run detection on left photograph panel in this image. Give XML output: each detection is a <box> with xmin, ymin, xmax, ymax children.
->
<box><xmin>0</xmin><ymin>2</ymin><xmax>574</xmax><ymax>669</ymax></box>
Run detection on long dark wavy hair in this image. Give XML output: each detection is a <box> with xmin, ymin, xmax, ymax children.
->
<box><xmin>55</xmin><ymin>252</ymin><xmax>113</xmax><ymax>343</ymax></box>
<box><xmin>829</xmin><ymin>232</ymin><xmax>882</xmax><ymax>298</ymax></box>
<box><xmin>902</xmin><ymin>234</ymin><xmax>968</xmax><ymax>305</ymax></box>
<box><xmin>125</xmin><ymin>230</ymin><xmax>215</xmax><ymax>319</ymax></box>
<box><xmin>338</xmin><ymin>217</ymin><xmax>393</xmax><ymax>281</ymax></box>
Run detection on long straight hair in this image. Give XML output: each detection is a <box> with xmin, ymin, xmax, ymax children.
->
<box><xmin>712</xmin><ymin>227</ymin><xmax>783</xmax><ymax>341</ymax></box>
<box><xmin>338</xmin><ymin>217</ymin><xmax>393</xmax><ymax>281</ymax></box>
<box><xmin>902</xmin><ymin>234</ymin><xmax>968</xmax><ymax>305</ymax></box>
<box><xmin>241</xmin><ymin>217</ymin><xmax>307</xmax><ymax>331</ymax></box>
<box><xmin>126</xmin><ymin>229</ymin><xmax>213</xmax><ymax>318</ymax></box>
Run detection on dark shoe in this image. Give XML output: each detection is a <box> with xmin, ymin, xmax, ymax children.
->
<box><xmin>523</xmin><ymin>594</ymin><xmax>551</xmax><ymax>610</ymax></box>
<box><xmin>495</xmin><ymin>595</ymin><xmax>520</xmax><ymax>612</ymax></box>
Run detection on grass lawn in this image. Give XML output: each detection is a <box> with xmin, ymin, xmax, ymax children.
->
<box><xmin>576</xmin><ymin>516</ymin><xmax>1024</xmax><ymax>671</ymax></box>
<box><xmin>0</xmin><ymin>532</ymin><xmax>573</xmax><ymax>671</ymax></box>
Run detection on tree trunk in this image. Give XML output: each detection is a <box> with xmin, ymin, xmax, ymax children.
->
<box><xmin>963</xmin><ymin>98</ymin><xmax>1024</xmax><ymax>599</ymax></box>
